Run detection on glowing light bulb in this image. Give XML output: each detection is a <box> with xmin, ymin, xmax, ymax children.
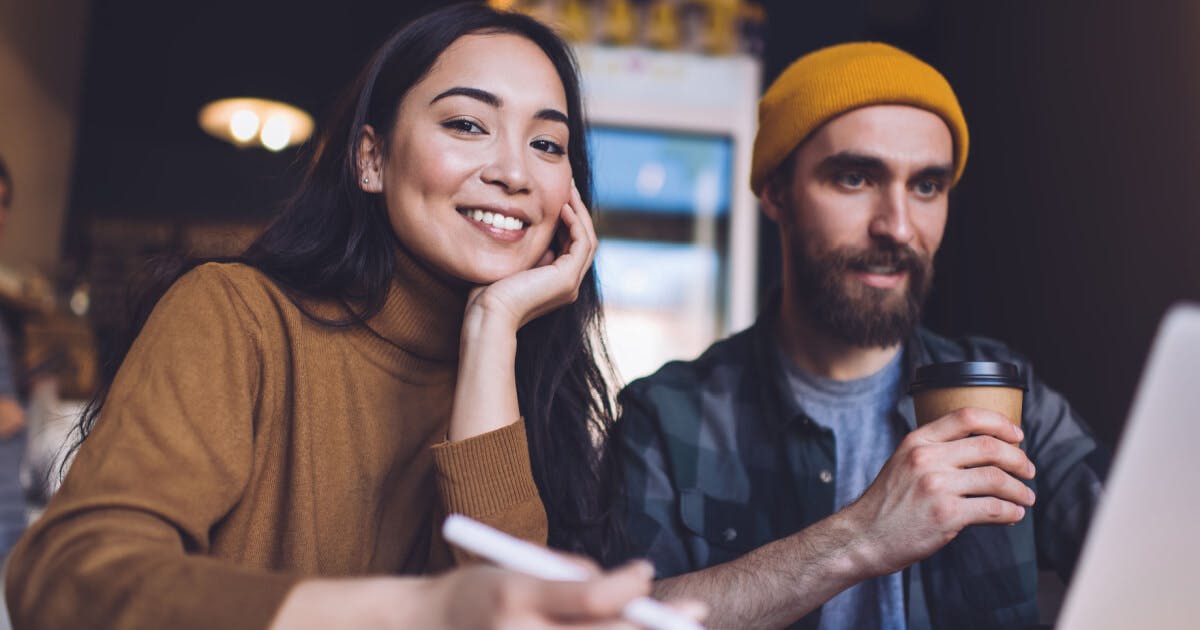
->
<box><xmin>200</xmin><ymin>98</ymin><xmax>313</xmax><ymax>151</ymax></box>
<box><xmin>229</xmin><ymin>110</ymin><xmax>260</xmax><ymax>142</ymax></box>
<box><xmin>260</xmin><ymin>115</ymin><xmax>292</xmax><ymax>151</ymax></box>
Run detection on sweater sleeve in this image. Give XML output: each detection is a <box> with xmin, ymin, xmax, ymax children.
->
<box><xmin>4</xmin><ymin>266</ymin><xmax>298</xmax><ymax>630</ymax></box>
<box><xmin>431</xmin><ymin>419</ymin><xmax>548</xmax><ymax>557</ymax></box>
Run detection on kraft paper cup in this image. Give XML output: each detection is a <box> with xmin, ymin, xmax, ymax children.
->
<box><xmin>909</xmin><ymin>362</ymin><xmax>1025</xmax><ymax>438</ymax></box>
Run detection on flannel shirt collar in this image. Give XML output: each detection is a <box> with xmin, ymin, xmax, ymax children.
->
<box><xmin>751</xmin><ymin>289</ymin><xmax>933</xmax><ymax>434</ymax></box>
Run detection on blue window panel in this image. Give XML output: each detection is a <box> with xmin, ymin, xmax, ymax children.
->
<box><xmin>588</xmin><ymin>126</ymin><xmax>733</xmax><ymax>216</ymax></box>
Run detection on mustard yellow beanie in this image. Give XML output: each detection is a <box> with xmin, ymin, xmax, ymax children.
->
<box><xmin>750</xmin><ymin>42</ymin><xmax>969</xmax><ymax>196</ymax></box>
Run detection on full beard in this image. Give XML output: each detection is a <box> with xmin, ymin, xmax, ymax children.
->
<box><xmin>789</xmin><ymin>237</ymin><xmax>934</xmax><ymax>348</ymax></box>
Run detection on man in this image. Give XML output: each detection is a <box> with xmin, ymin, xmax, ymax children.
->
<box><xmin>614</xmin><ymin>43</ymin><xmax>1107</xmax><ymax>629</ymax></box>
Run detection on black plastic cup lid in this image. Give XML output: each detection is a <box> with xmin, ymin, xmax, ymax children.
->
<box><xmin>908</xmin><ymin>361</ymin><xmax>1025</xmax><ymax>393</ymax></box>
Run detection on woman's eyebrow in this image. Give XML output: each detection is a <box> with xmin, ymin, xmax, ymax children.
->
<box><xmin>430</xmin><ymin>86</ymin><xmax>499</xmax><ymax>107</ymax></box>
<box><xmin>430</xmin><ymin>86</ymin><xmax>568</xmax><ymax>126</ymax></box>
<box><xmin>535</xmin><ymin>108</ymin><xmax>568</xmax><ymax>125</ymax></box>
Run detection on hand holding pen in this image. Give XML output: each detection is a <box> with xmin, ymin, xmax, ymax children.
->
<box><xmin>443</xmin><ymin>514</ymin><xmax>709</xmax><ymax>630</ymax></box>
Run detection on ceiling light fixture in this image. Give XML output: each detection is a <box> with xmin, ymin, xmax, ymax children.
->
<box><xmin>198</xmin><ymin>97</ymin><xmax>314</xmax><ymax>152</ymax></box>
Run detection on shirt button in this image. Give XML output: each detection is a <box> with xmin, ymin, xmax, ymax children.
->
<box><xmin>819</xmin><ymin>469</ymin><xmax>834</xmax><ymax>484</ymax></box>
<box><xmin>722</xmin><ymin>527</ymin><xmax>737</xmax><ymax>542</ymax></box>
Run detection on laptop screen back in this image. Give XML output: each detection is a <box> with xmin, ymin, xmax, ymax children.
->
<box><xmin>1057</xmin><ymin>304</ymin><xmax>1200</xmax><ymax>630</ymax></box>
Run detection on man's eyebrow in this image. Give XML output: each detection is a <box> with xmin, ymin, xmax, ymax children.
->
<box><xmin>819</xmin><ymin>152</ymin><xmax>954</xmax><ymax>182</ymax></box>
<box><xmin>911</xmin><ymin>164</ymin><xmax>954</xmax><ymax>182</ymax></box>
<box><xmin>430</xmin><ymin>87</ymin><xmax>500</xmax><ymax>107</ymax></box>
<box><xmin>817</xmin><ymin>151</ymin><xmax>888</xmax><ymax>173</ymax></box>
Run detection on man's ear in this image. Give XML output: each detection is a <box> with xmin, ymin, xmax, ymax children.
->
<box><xmin>357</xmin><ymin>125</ymin><xmax>384</xmax><ymax>193</ymax></box>
<box><xmin>760</xmin><ymin>174</ymin><xmax>789</xmax><ymax>225</ymax></box>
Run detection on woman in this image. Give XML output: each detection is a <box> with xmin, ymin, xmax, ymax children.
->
<box><xmin>4</xmin><ymin>5</ymin><xmax>661</xmax><ymax>628</ymax></box>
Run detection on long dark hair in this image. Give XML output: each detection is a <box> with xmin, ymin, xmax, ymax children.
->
<box><xmin>71</xmin><ymin>3</ymin><xmax>622</xmax><ymax>561</ymax></box>
<box><xmin>0</xmin><ymin>154</ymin><xmax>12</xmax><ymax>208</ymax></box>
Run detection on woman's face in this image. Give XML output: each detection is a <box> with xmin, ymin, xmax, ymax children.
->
<box><xmin>361</xmin><ymin>32</ymin><xmax>573</xmax><ymax>285</ymax></box>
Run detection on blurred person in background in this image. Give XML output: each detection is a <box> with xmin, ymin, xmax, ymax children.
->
<box><xmin>0</xmin><ymin>156</ymin><xmax>29</xmax><ymax>561</ymax></box>
<box><xmin>4</xmin><ymin>5</ymin><xmax>699</xmax><ymax>629</ymax></box>
<box><xmin>611</xmin><ymin>42</ymin><xmax>1108</xmax><ymax>629</ymax></box>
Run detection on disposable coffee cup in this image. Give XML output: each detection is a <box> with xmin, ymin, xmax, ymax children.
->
<box><xmin>908</xmin><ymin>361</ymin><xmax>1026</xmax><ymax>435</ymax></box>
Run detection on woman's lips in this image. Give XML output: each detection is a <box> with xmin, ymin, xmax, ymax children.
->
<box><xmin>458</xmin><ymin>207</ymin><xmax>528</xmax><ymax>242</ymax></box>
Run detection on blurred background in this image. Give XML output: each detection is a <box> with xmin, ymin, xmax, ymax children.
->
<box><xmin>3</xmin><ymin>0</ymin><xmax>1200</xmax><ymax>464</ymax></box>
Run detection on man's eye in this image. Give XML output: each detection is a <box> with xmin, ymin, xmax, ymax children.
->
<box><xmin>443</xmin><ymin>119</ymin><xmax>485</xmax><ymax>134</ymax></box>
<box><xmin>914</xmin><ymin>180</ymin><xmax>944</xmax><ymax>197</ymax></box>
<box><xmin>837</xmin><ymin>172</ymin><xmax>867</xmax><ymax>188</ymax></box>
<box><xmin>531</xmin><ymin>139</ymin><xmax>565</xmax><ymax>155</ymax></box>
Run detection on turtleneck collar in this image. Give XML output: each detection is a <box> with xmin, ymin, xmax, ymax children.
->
<box><xmin>363</xmin><ymin>244</ymin><xmax>469</xmax><ymax>364</ymax></box>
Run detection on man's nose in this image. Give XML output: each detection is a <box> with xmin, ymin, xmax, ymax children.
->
<box><xmin>869</xmin><ymin>184</ymin><xmax>915</xmax><ymax>245</ymax></box>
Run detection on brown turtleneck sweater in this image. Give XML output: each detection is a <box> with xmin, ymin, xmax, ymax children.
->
<box><xmin>4</xmin><ymin>257</ymin><xmax>547</xmax><ymax>629</ymax></box>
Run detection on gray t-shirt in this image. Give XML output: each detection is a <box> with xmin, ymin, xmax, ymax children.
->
<box><xmin>781</xmin><ymin>349</ymin><xmax>907</xmax><ymax>630</ymax></box>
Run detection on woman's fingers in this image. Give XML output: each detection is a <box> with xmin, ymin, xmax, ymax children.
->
<box><xmin>532</xmin><ymin>560</ymin><xmax>653</xmax><ymax>621</ymax></box>
<box><xmin>564</xmin><ymin>182</ymin><xmax>598</xmax><ymax>286</ymax></box>
<box><xmin>555</xmin><ymin>200</ymin><xmax>596</xmax><ymax>282</ymax></box>
<box><xmin>571</xmin><ymin>180</ymin><xmax>599</xmax><ymax>252</ymax></box>
<box><xmin>468</xmin><ymin>182</ymin><xmax>596</xmax><ymax>327</ymax></box>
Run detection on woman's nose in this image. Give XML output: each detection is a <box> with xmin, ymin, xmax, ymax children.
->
<box><xmin>480</xmin><ymin>138</ymin><xmax>531</xmax><ymax>194</ymax></box>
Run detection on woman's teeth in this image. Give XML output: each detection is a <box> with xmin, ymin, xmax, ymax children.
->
<box><xmin>462</xmin><ymin>209</ymin><xmax>526</xmax><ymax>231</ymax></box>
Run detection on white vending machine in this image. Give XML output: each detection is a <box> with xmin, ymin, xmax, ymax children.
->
<box><xmin>576</xmin><ymin>44</ymin><xmax>761</xmax><ymax>383</ymax></box>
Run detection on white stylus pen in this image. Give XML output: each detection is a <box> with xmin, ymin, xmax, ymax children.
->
<box><xmin>443</xmin><ymin>514</ymin><xmax>706</xmax><ymax>630</ymax></box>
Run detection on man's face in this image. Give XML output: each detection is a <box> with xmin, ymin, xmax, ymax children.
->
<box><xmin>763</xmin><ymin>104</ymin><xmax>954</xmax><ymax>348</ymax></box>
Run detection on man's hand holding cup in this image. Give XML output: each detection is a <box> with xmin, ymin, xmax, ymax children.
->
<box><xmin>839</xmin><ymin>362</ymin><xmax>1035</xmax><ymax>577</ymax></box>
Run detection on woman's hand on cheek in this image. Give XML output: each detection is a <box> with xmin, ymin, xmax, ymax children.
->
<box><xmin>464</xmin><ymin>181</ymin><xmax>597</xmax><ymax>334</ymax></box>
<box><xmin>448</xmin><ymin>183</ymin><xmax>595</xmax><ymax>441</ymax></box>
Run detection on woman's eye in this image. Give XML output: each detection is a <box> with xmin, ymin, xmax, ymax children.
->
<box><xmin>443</xmin><ymin>119</ymin><xmax>485</xmax><ymax>134</ymax></box>
<box><xmin>531</xmin><ymin>139</ymin><xmax>565</xmax><ymax>155</ymax></box>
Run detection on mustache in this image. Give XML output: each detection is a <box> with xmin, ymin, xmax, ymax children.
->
<box><xmin>828</xmin><ymin>243</ymin><xmax>929</xmax><ymax>274</ymax></box>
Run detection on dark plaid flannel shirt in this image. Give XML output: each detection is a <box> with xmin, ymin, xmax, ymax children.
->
<box><xmin>614</xmin><ymin>307</ymin><xmax>1109</xmax><ymax>629</ymax></box>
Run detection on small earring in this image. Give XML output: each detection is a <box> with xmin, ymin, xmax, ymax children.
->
<box><xmin>362</xmin><ymin>176</ymin><xmax>369</xmax><ymax>185</ymax></box>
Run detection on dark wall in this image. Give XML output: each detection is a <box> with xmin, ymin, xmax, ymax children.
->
<box><xmin>927</xmin><ymin>1</ymin><xmax>1200</xmax><ymax>447</ymax></box>
<box><xmin>66</xmin><ymin>0</ymin><xmax>452</xmax><ymax>226</ymax></box>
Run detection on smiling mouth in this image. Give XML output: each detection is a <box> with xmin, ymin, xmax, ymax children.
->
<box><xmin>458</xmin><ymin>208</ymin><xmax>528</xmax><ymax>233</ymax></box>
<box><xmin>848</xmin><ymin>264</ymin><xmax>909</xmax><ymax>290</ymax></box>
